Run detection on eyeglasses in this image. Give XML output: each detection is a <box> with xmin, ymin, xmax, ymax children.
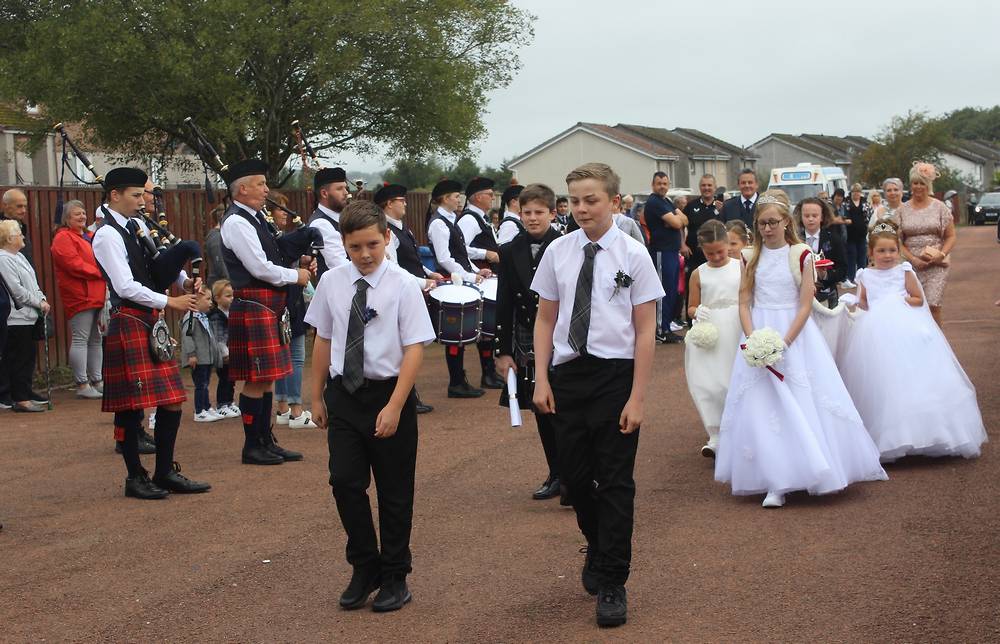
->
<box><xmin>757</xmin><ymin>219</ymin><xmax>784</xmax><ymax>229</ymax></box>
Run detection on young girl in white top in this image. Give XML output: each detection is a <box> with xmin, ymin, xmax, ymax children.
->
<box><xmin>841</xmin><ymin>221</ymin><xmax>987</xmax><ymax>461</ymax></box>
<box><xmin>684</xmin><ymin>220</ymin><xmax>742</xmax><ymax>458</ymax></box>
<box><xmin>715</xmin><ymin>190</ymin><xmax>887</xmax><ymax>508</ymax></box>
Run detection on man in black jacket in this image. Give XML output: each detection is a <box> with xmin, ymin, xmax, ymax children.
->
<box><xmin>796</xmin><ymin>197</ymin><xmax>846</xmax><ymax>307</ymax></box>
<box><xmin>720</xmin><ymin>169</ymin><xmax>759</xmax><ymax>228</ymax></box>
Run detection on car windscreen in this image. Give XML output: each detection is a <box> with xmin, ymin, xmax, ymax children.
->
<box><xmin>978</xmin><ymin>193</ymin><xmax>1000</xmax><ymax>206</ymax></box>
<box><xmin>770</xmin><ymin>184</ymin><xmax>820</xmax><ymax>204</ymax></box>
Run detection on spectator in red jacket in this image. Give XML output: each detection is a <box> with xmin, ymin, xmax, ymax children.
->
<box><xmin>51</xmin><ymin>200</ymin><xmax>107</xmax><ymax>399</ymax></box>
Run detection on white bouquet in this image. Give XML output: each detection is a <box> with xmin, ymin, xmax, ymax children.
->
<box><xmin>741</xmin><ymin>328</ymin><xmax>785</xmax><ymax>377</ymax></box>
<box><xmin>684</xmin><ymin>321</ymin><xmax>719</xmax><ymax>349</ymax></box>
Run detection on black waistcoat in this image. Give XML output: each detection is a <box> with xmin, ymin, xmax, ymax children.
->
<box><xmin>460</xmin><ymin>208</ymin><xmax>499</xmax><ymax>252</ymax></box>
<box><xmin>389</xmin><ymin>222</ymin><xmax>425</xmax><ymax>278</ymax></box>
<box><xmin>222</xmin><ymin>204</ymin><xmax>285</xmax><ymax>290</ymax></box>
<box><xmin>309</xmin><ymin>208</ymin><xmax>341</xmax><ymax>277</ymax></box>
<box><xmin>428</xmin><ymin>212</ymin><xmax>473</xmax><ymax>273</ymax></box>
<box><xmin>100</xmin><ymin>211</ymin><xmax>158</xmax><ymax>311</ymax></box>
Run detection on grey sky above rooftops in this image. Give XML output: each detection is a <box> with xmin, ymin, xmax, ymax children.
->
<box><xmin>342</xmin><ymin>0</ymin><xmax>1000</xmax><ymax>173</ymax></box>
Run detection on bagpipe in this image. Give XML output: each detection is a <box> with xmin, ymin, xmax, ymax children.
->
<box><xmin>184</xmin><ymin>117</ymin><xmax>323</xmax><ymax>267</ymax></box>
<box><xmin>53</xmin><ymin>123</ymin><xmax>202</xmax><ymax>293</ymax></box>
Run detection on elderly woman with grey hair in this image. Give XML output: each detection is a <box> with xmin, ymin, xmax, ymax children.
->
<box><xmin>51</xmin><ymin>199</ymin><xmax>108</xmax><ymax>398</ymax></box>
<box><xmin>881</xmin><ymin>177</ymin><xmax>905</xmax><ymax>223</ymax></box>
<box><xmin>0</xmin><ymin>219</ymin><xmax>50</xmax><ymax>412</ymax></box>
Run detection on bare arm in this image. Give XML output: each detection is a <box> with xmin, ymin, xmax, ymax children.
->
<box><xmin>310</xmin><ymin>336</ymin><xmax>332</xmax><ymax>428</ymax></box>
<box><xmin>738</xmin><ymin>263</ymin><xmax>753</xmax><ymax>337</ymax></box>
<box><xmin>783</xmin><ymin>257</ymin><xmax>816</xmax><ymax>346</ymax></box>
<box><xmin>939</xmin><ymin>221</ymin><xmax>957</xmax><ymax>256</ymax></box>
<box><xmin>858</xmin><ymin>283</ymin><xmax>868</xmax><ymax>310</ymax></box>
<box><xmin>619</xmin><ymin>301</ymin><xmax>656</xmax><ymax>434</ymax></box>
<box><xmin>686</xmin><ymin>269</ymin><xmax>701</xmax><ymax>320</ymax></box>
<box><xmin>374</xmin><ymin>343</ymin><xmax>423</xmax><ymax>438</ymax></box>
<box><xmin>903</xmin><ymin>270</ymin><xmax>924</xmax><ymax>307</ymax></box>
<box><xmin>531</xmin><ymin>297</ymin><xmax>558</xmax><ymax>414</ymax></box>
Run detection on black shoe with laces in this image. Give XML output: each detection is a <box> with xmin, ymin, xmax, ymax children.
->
<box><xmin>580</xmin><ymin>545</ymin><xmax>599</xmax><ymax>596</ymax></box>
<box><xmin>262</xmin><ymin>429</ymin><xmax>303</xmax><ymax>462</ymax></box>
<box><xmin>137</xmin><ymin>436</ymin><xmax>157</xmax><ymax>455</ymax></box>
<box><xmin>532</xmin><ymin>476</ymin><xmax>561</xmax><ymax>500</ymax></box>
<box><xmin>372</xmin><ymin>575</ymin><xmax>412</xmax><ymax>612</ymax></box>
<box><xmin>124</xmin><ymin>469</ymin><xmax>169</xmax><ymax>500</ymax></box>
<box><xmin>448</xmin><ymin>381</ymin><xmax>485</xmax><ymax>398</ymax></box>
<box><xmin>656</xmin><ymin>332</ymin><xmax>683</xmax><ymax>345</ymax></box>
<box><xmin>153</xmin><ymin>462</ymin><xmax>211</xmax><ymax>493</ymax></box>
<box><xmin>480</xmin><ymin>371</ymin><xmax>504</xmax><ymax>390</ymax></box>
<box><xmin>596</xmin><ymin>584</ymin><xmax>627</xmax><ymax>627</ymax></box>
<box><xmin>340</xmin><ymin>564</ymin><xmax>381</xmax><ymax>610</ymax></box>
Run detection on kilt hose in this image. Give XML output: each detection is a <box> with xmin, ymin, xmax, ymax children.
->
<box><xmin>228</xmin><ymin>287</ymin><xmax>292</xmax><ymax>383</ymax></box>
<box><xmin>102</xmin><ymin>307</ymin><xmax>186</xmax><ymax>413</ymax></box>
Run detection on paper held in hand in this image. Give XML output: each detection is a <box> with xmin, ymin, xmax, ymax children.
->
<box><xmin>507</xmin><ymin>367</ymin><xmax>522</xmax><ymax>427</ymax></box>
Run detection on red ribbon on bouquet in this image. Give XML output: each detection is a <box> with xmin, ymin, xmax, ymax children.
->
<box><xmin>740</xmin><ymin>344</ymin><xmax>785</xmax><ymax>381</ymax></box>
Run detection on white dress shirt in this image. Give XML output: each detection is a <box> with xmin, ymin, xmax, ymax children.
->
<box><xmin>531</xmin><ymin>223</ymin><xmax>664</xmax><ymax>366</ymax></box>
<box><xmin>310</xmin><ymin>203</ymin><xmax>350</xmax><ymax>270</ymax></box>
<box><xmin>427</xmin><ymin>207</ymin><xmax>478</xmax><ymax>282</ymax></box>
<box><xmin>496</xmin><ymin>211</ymin><xmax>522</xmax><ymax>245</ymax></box>
<box><xmin>457</xmin><ymin>203</ymin><xmax>491</xmax><ymax>260</ymax></box>
<box><xmin>385</xmin><ymin>216</ymin><xmax>431</xmax><ymax>289</ymax></box>
<box><xmin>743</xmin><ymin>194</ymin><xmax>758</xmax><ymax>210</ymax></box>
<box><xmin>305</xmin><ymin>259</ymin><xmax>435</xmax><ymax>380</ymax></box>
<box><xmin>220</xmin><ymin>201</ymin><xmax>299</xmax><ymax>287</ymax></box>
<box><xmin>92</xmin><ymin>206</ymin><xmax>188</xmax><ymax>309</ymax></box>
<box><xmin>804</xmin><ymin>228</ymin><xmax>821</xmax><ymax>253</ymax></box>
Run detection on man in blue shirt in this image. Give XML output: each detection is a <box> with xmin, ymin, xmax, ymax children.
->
<box><xmin>642</xmin><ymin>172</ymin><xmax>687</xmax><ymax>344</ymax></box>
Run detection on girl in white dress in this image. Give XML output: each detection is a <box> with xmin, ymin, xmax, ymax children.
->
<box><xmin>685</xmin><ymin>220</ymin><xmax>742</xmax><ymax>458</ymax></box>
<box><xmin>715</xmin><ymin>190</ymin><xmax>887</xmax><ymax>508</ymax></box>
<box><xmin>842</xmin><ymin>222</ymin><xmax>987</xmax><ymax>461</ymax></box>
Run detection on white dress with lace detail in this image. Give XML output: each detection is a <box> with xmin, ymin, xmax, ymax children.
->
<box><xmin>715</xmin><ymin>244</ymin><xmax>888</xmax><ymax>496</ymax></box>
<box><xmin>842</xmin><ymin>262</ymin><xmax>986</xmax><ymax>461</ymax></box>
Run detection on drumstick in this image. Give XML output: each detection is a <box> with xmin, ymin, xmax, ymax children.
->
<box><xmin>507</xmin><ymin>367</ymin><xmax>522</xmax><ymax>427</ymax></box>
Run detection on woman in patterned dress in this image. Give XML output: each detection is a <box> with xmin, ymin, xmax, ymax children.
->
<box><xmin>895</xmin><ymin>162</ymin><xmax>956</xmax><ymax>327</ymax></box>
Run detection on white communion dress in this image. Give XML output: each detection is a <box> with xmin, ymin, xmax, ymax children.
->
<box><xmin>842</xmin><ymin>262</ymin><xmax>987</xmax><ymax>462</ymax></box>
<box><xmin>715</xmin><ymin>245</ymin><xmax>888</xmax><ymax>496</ymax></box>
<box><xmin>684</xmin><ymin>258</ymin><xmax>743</xmax><ymax>448</ymax></box>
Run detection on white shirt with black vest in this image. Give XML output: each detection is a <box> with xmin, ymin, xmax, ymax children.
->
<box><xmin>92</xmin><ymin>206</ymin><xmax>189</xmax><ymax>309</ymax></box>
<box><xmin>457</xmin><ymin>203</ymin><xmax>492</xmax><ymax>261</ymax></box>
<box><xmin>496</xmin><ymin>211</ymin><xmax>522</xmax><ymax>245</ymax></box>
<box><xmin>531</xmin><ymin>223</ymin><xmax>664</xmax><ymax>366</ymax></box>
<box><xmin>305</xmin><ymin>259</ymin><xmax>435</xmax><ymax>381</ymax></box>
<box><xmin>385</xmin><ymin>216</ymin><xmax>432</xmax><ymax>289</ymax></box>
<box><xmin>427</xmin><ymin>207</ymin><xmax>478</xmax><ymax>282</ymax></box>
<box><xmin>310</xmin><ymin>203</ymin><xmax>350</xmax><ymax>270</ymax></box>
<box><xmin>219</xmin><ymin>201</ymin><xmax>299</xmax><ymax>286</ymax></box>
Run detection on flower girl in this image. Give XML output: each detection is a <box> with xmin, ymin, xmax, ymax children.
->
<box><xmin>842</xmin><ymin>221</ymin><xmax>987</xmax><ymax>461</ymax></box>
<box><xmin>684</xmin><ymin>220</ymin><xmax>742</xmax><ymax>458</ymax></box>
<box><xmin>715</xmin><ymin>190</ymin><xmax>887</xmax><ymax>508</ymax></box>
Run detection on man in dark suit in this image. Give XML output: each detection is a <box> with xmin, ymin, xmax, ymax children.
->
<box><xmin>720</xmin><ymin>169</ymin><xmax>759</xmax><ymax>228</ymax></box>
<box><xmin>796</xmin><ymin>197</ymin><xmax>846</xmax><ymax>308</ymax></box>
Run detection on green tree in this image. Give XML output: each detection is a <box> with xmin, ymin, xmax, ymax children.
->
<box><xmin>941</xmin><ymin>106</ymin><xmax>1000</xmax><ymax>142</ymax></box>
<box><xmin>447</xmin><ymin>155</ymin><xmax>482</xmax><ymax>188</ymax></box>
<box><xmin>856</xmin><ymin>111</ymin><xmax>952</xmax><ymax>187</ymax></box>
<box><xmin>383</xmin><ymin>156</ymin><xmax>446</xmax><ymax>190</ymax></box>
<box><xmin>0</xmin><ymin>0</ymin><xmax>533</xmax><ymax>185</ymax></box>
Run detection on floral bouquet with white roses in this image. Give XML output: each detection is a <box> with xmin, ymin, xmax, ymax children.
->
<box><xmin>740</xmin><ymin>327</ymin><xmax>785</xmax><ymax>380</ymax></box>
<box><xmin>684</xmin><ymin>321</ymin><xmax>719</xmax><ymax>349</ymax></box>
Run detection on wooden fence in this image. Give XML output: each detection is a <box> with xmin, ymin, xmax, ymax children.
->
<box><xmin>1</xmin><ymin>186</ymin><xmax>433</xmax><ymax>374</ymax></box>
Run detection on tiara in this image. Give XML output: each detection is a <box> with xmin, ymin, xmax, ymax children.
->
<box><xmin>872</xmin><ymin>222</ymin><xmax>896</xmax><ymax>235</ymax></box>
<box><xmin>756</xmin><ymin>194</ymin><xmax>789</xmax><ymax>210</ymax></box>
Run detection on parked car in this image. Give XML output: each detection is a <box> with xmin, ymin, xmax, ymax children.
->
<box><xmin>971</xmin><ymin>191</ymin><xmax>1000</xmax><ymax>226</ymax></box>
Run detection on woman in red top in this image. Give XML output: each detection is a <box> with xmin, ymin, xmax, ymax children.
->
<box><xmin>51</xmin><ymin>200</ymin><xmax>107</xmax><ymax>398</ymax></box>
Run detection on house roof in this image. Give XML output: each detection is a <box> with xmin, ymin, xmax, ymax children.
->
<box><xmin>751</xmin><ymin>133</ymin><xmax>872</xmax><ymax>164</ymax></box>
<box><xmin>507</xmin><ymin>122</ymin><xmax>679</xmax><ymax>167</ymax></box>
<box><xmin>672</xmin><ymin>127</ymin><xmax>751</xmax><ymax>157</ymax></box>
<box><xmin>943</xmin><ymin>140</ymin><xmax>989</xmax><ymax>164</ymax></box>
<box><xmin>0</xmin><ymin>103</ymin><xmax>43</xmax><ymax>132</ymax></box>
<box><xmin>616</xmin><ymin>124</ymin><xmax>723</xmax><ymax>158</ymax></box>
<box><xmin>955</xmin><ymin>139</ymin><xmax>1000</xmax><ymax>161</ymax></box>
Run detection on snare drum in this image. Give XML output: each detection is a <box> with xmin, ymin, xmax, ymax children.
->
<box><xmin>428</xmin><ymin>282</ymin><xmax>482</xmax><ymax>345</ymax></box>
<box><xmin>478</xmin><ymin>277</ymin><xmax>499</xmax><ymax>339</ymax></box>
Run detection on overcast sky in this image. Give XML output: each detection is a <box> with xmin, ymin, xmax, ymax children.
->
<box><xmin>343</xmin><ymin>0</ymin><xmax>1000</xmax><ymax>173</ymax></box>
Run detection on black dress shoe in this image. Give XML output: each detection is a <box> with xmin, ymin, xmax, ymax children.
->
<box><xmin>532</xmin><ymin>476</ymin><xmax>561</xmax><ymax>500</ymax></box>
<box><xmin>124</xmin><ymin>471</ymin><xmax>169</xmax><ymax>500</ymax></box>
<box><xmin>581</xmin><ymin>545</ymin><xmax>599</xmax><ymax>596</ymax></box>
<box><xmin>372</xmin><ymin>576</ymin><xmax>412</xmax><ymax>612</ymax></box>
<box><xmin>596</xmin><ymin>585</ymin><xmax>627</xmax><ymax>627</ymax></box>
<box><xmin>447</xmin><ymin>382</ymin><xmax>485</xmax><ymax>398</ymax></box>
<box><xmin>656</xmin><ymin>332</ymin><xmax>684</xmax><ymax>345</ymax></box>
<box><xmin>137</xmin><ymin>436</ymin><xmax>156</xmax><ymax>455</ymax></box>
<box><xmin>263</xmin><ymin>431</ymin><xmax>303</xmax><ymax>462</ymax></box>
<box><xmin>153</xmin><ymin>463</ymin><xmax>211</xmax><ymax>493</ymax></box>
<box><xmin>415</xmin><ymin>402</ymin><xmax>434</xmax><ymax>414</ymax></box>
<box><xmin>480</xmin><ymin>371</ymin><xmax>504</xmax><ymax>389</ymax></box>
<box><xmin>559</xmin><ymin>482</ymin><xmax>571</xmax><ymax>507</ymax></box>
<box><xmin>139</xmin><ymin>427</ymin><xmax>156</xmax><ymax>444</ymax></box>
<box><xmin>340</xmin><ymin>565</ymin><xmax>381</xmax><ymax>610</ymax></box>
<box><xmin>242</xmin><ymin>445</ymin><xmax>284</xmax><ymax>465</ymax></box>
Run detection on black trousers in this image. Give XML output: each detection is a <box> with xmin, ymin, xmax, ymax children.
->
<box><xmin>326</xmin><ymin>375</ymin><xmax>418</xmax><ymax>577</ymax></box>
<box><xmin>2</xmin><ymin>325</ymin><xmax>36</xmax><ymax>403</ymax></box>
<box><xmin>549</xmin><ymin>356</ymin><xmax>638</xmax><ymax>586</ymax></box>
<box><xmin>535</xmin><ymin>410</ymin><xmax>559</xmax><ymax>479</ymax></box>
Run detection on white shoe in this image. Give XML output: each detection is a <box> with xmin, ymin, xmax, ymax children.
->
<box><xmin>700</xmin><ymin>444</ymin><xmax>716</xmax><ymax>458</ymax></box>
<box><xmin>226</xmin><ymin>403</ymin><xmax>241</xmax><ymax>416</ymax></box>
<box><xmin>840</xmin><ymin>280</ymin><xmax>856</xmax><ymax>289</ymax></box>
<box><xmin>91</xmin><ymin>381</ymin><xmax>104</xmax><ymax>394</ymax></box>
<box><xmin>194</xmin><ymin>410</ymin><xmax>221</xmax><ymax>423</ymax></box>
<box><xmin>215</xmin><ymin>404</ymin><xmax>240</xmax><ymax>419</ymax></box>
<box><xmin>207</xmin><ymin>408</ymin><xmax>226</xmax><ymax>420</ymax></box>
<box><xmin>762</xmin><ymin>492</ymin><xmax>785</xmax><ymax>508</ymax></box>
<box><xmin>289</xmin><ymin>411</ymin><xmax>318</xmax><ymax>429</ymax></box>
<box><xmin>276</xmin><ymin>410</ymin><xmax>291</xmax><ymax>425</ymax></box>
<box><xmin>669</xmin><ymin>321</ymin><xmax>684</xmax><ymax>332</ymax></box>
<box><xmin>76</xmin><ymin>384</ymin><xmax>103</xmax><ymax>399</ymax></box>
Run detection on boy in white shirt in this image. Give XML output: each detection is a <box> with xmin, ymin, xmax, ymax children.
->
<box><xmin>531</xmin><ymin>163</ymin><xmax>663</xmax><ymax>628</ymax></box>
<box><xmin>307</xmin><ymin>200</ymin><xmax>434</xmax><ymax>613</ymax></box>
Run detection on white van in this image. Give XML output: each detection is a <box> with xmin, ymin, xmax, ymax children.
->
<box><xmin>768</xmin><ymin>163</ymin><xmax>848</xmax><ymax>204</ymax></box>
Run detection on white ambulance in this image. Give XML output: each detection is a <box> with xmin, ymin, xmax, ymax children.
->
<box><xmin>768</xmin><ymin>163</ymin><xmax>848</xmax><ymax>204</ymax></box>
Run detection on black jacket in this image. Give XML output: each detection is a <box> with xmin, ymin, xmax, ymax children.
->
<box><xmin>802</xmin><ymin>226</ymin><xmax>847</xmax><ymax>304</ymax></box>
<box><xmin>494</xmin><ymin>226</ymin><xmax>562</xmax><ymax>359</ymax></box>
<box><xmin>721</xmin><ymin>194</ymin><xmax>757</xmax><ymax>228</ymax></box>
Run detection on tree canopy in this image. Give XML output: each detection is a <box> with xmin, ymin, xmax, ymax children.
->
<box><xmin>383</xmin><ymin>155</ymin><xmax>513</xmax><ymax>190</ymax></box>
<box><xmin>0</xmin><ymin>0</ymin><xmax>533</xmax><ymax>184</ymax></box>
<box><xmin>856</xmin><ymin>111</ymin><xmax>969</xmax><ymax>191</ymax></box>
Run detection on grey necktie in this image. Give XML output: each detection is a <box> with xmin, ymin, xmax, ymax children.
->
<box><xmin>568</xmin><ymin>242</ymin><xmax>600</xmax><ymax>356</ymax></box>
<box><xmin>530</xmin><ymin>243</ymin><xmax>542</xmax><ymax>259</ymax></box>
<box><xmin>343</xmin><ymin>278</ymin><xmax>370</xmax><ymax>393</ymax></box>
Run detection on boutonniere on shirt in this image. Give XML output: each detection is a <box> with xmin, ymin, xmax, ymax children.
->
<box><xmin>611</xmin><ymin>270</ymin><xmax>633</xmax><ymax>300</ymax></box>
<box><xmin>362</xmin><ymin>307</ymin><xmax>378</xmax><ymax>324</ymax></box>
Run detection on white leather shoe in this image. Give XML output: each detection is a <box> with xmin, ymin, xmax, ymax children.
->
<box><xmin>276</xmin><ymin>410</ymin><xmax>290</xmax><ymax>425</ymax></box>
<box><xmin>289</xmin><ymin>411</ymin><xmax>318</xmax><ymax>429</ymax></box>
<box><xmin>762</xmin><ymin>492</ymin><xmax>785</xmax><ymax>508</ymax></box>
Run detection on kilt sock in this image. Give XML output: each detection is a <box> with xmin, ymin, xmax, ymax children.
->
<box><xmin>153</xmin><ymin>407</ymin><xmax>181</xmax><ymax>479</ymax></box>
<box><xmin>445</xmin><ymin>346</ymin><xmax>464</xmax><ymax>386</ymax></box>
<box><xmin>240</xmin><ymin>394</ymin><xmax>262</xmax><ymax>450</ymax></box>
<box><xmin>259</xmin><ymin>391</ymin><xmax>274</xmax><ymax>445</ymax></box>
<box><xmin>114</xmin><ymin>410</ymin><xmax>145</xmax><ymax>477</ymax></box>
<box><xmin>478</xmin><ymin>342</ymin><xmax>494</xmax><ymax>376</ymax></box>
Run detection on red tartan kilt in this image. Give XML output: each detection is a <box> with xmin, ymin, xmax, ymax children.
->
<box><xmin>228</xmin><ymin>287</ymin><xmax>292</xmax><ymax>382</ymax></box>
<box><xmin>102</xmin><ymin>307</ymin><xmax>186</xmax><ymax>412</ymax></box>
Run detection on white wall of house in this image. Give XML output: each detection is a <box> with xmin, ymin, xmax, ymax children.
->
<box><xmin>510</xmin><ymin>129</ymin><xmax>674</xmax><ymax>196</ymax></box>
<box><xmin>688</xmin><ymin>158</ymin><xmax>732</xmax><ymax>191</ymax></box>
<box><xmin>940</xmin><ymin>152</ymin><xmax>984</xmax><ymax>189</ymax></box>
